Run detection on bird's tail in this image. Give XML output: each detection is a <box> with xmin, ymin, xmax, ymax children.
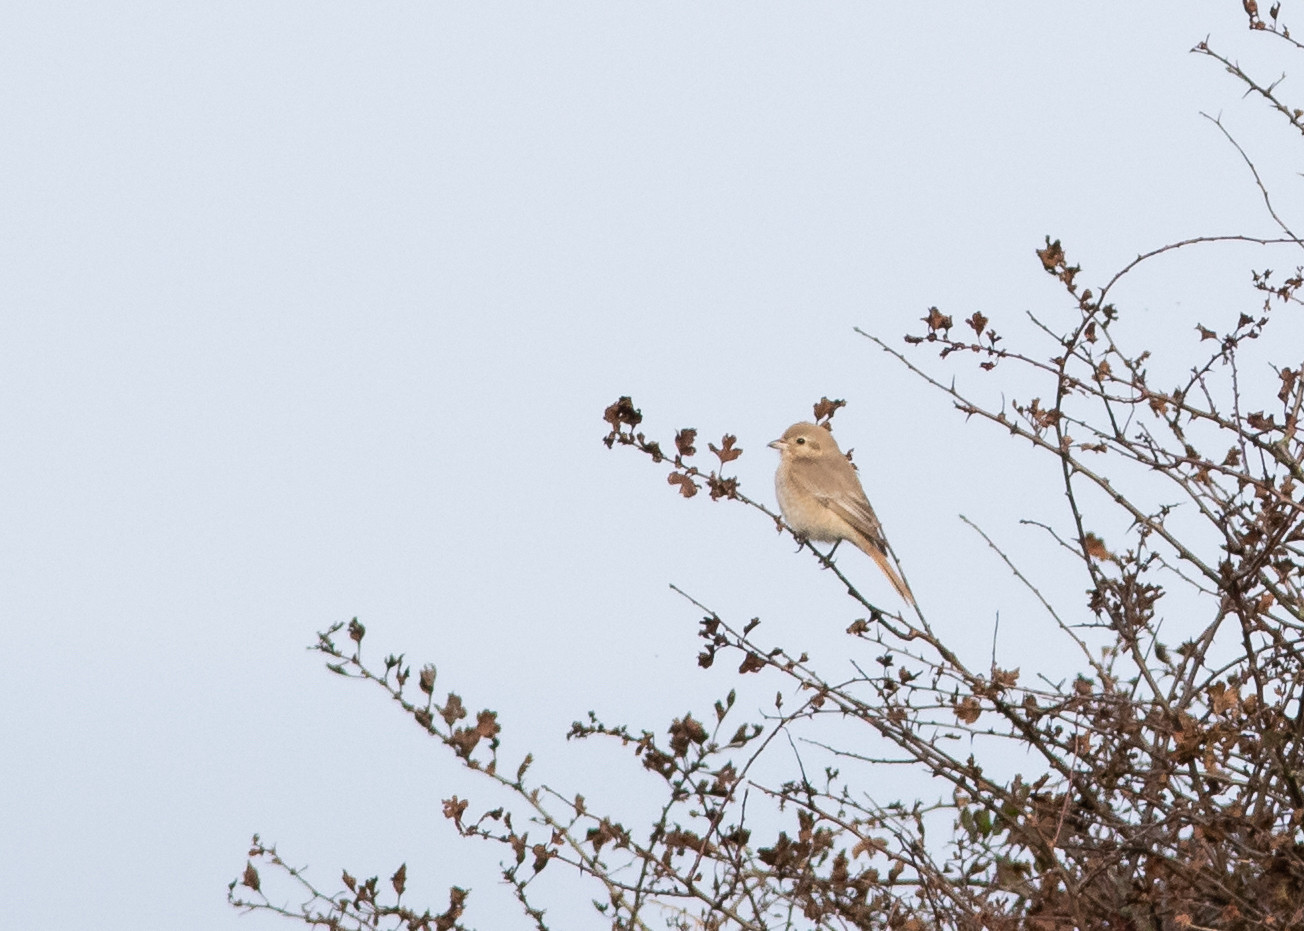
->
<box><xmin>856</xmin><ymin>536</ymin><xmax>916</xmax><ymax>607</ymax></box>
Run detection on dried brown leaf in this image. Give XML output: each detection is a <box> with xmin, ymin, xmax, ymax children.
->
<box><xmin>813</xmin><ymin>397</ymin><xmax>846</xmax><ymax>423</ymax></box>
<box><xmin>709</xmin><ymin>434</ymin><xmax>742</xmax><ymax>464</ymax></box>
<box><xmin>668</xmin><ymin>472</ymin><xmax>699</xmax><ymax>498</ymax></box>
<box><xmin>440</xmin><ymin>693</ymin><xmax>467</xmax><ymax>726</ymax></box>
<box><xmin>923</xmin><ymin>307</ymin><xmax>953</xmax><ymax>332</ymax></box>
<box><xmin>603</xmin><ymin>396</ymin><xmax>642</xmax><ymax>430</ymax></box>
<box><xmin>1083</xmin><ymin>533</ymin><xmax>1113</xmax><ymax>561</ymax></box>
<box><xmin>739</xmin><ymin>652</ymin><xmax>766</xmax><ymax>674</ymax></box>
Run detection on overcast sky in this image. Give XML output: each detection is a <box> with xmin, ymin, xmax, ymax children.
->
<box><xmin>3</xmin><ymin>5</ymin><xmax>1298</xmax><ymax>929</ymax></box>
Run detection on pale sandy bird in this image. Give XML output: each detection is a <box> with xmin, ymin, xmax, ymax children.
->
<box><xmin>769</xmin><ymin>422</ymin><xmax>915</xmax><ymax>605</ymax></box>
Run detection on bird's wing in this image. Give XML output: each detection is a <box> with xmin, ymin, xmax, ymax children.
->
<box><xmin>815</xmin><ymin>462</ymin><xmax>891</xmax><ymax>551</ymax></box>
<box><xmin>790</xmin><ymin>457</ymin><xmax>915</xmax><ymax>606</ymax></box>
<box><xmin>824</xmin><ymin>493</ymin><xmax>890</xmax><ymax>553</ymax></box>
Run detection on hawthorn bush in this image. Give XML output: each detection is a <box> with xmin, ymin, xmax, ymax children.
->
<box><xmin>232</xmin><ymin>8</ymin><xmax>1304</xmax><ymax>929</ymax></box>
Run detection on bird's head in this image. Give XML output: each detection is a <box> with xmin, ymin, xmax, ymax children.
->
<box><xmin>768</xmin><ymin>421</ymin><xmax>839</xmax><ymax>461</ymax></box>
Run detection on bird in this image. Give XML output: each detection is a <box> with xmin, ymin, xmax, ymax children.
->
<box><xmin>768</xmin><ymin>421</ymin><xmax>915</xmax><ymax>606</ymax></box>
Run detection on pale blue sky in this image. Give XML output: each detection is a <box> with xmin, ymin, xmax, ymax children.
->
<box><xmin>2</xmin><ymin>5</ymin><xmax>1294</xmax><ymax>928</ymax></box>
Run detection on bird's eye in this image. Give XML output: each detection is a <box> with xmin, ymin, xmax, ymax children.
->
<box><xmin>795</xmin><ymin>437</ymin><xmax>806</xmax><ymax>444</ymax></box>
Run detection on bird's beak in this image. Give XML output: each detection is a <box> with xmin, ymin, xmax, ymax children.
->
<box><xmin>768</xmin><ymin>439</ymin><xmax>784</xmax><ymax>451</ymax></box>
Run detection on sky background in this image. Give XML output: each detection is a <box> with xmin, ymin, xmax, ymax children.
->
<box><xmin>3</xmin><ymin>4</ymin><xmax>1300</xmax><ymax>929</ymax></box>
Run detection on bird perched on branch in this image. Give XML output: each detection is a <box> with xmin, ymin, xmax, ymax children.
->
<box><xmin>769</xmin><ymin>421</ymin><xmax>914</xmax><ymax>606</ymax></box>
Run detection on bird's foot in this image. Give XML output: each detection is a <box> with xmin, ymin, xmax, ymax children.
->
<box><xmin>814</xmin><ymin>540</ymin><xmax>842</xmax><ymax>568</ymax></box>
